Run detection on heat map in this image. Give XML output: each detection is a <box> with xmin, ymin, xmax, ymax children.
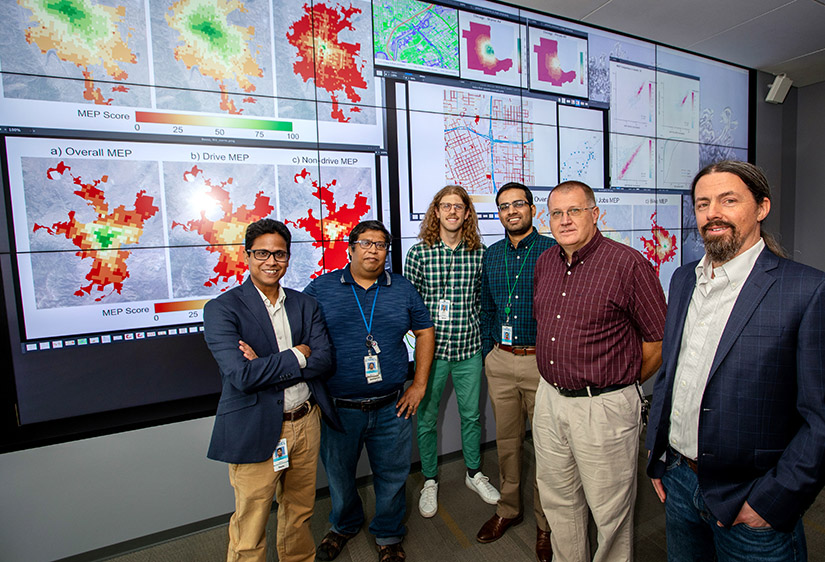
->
<box><xmin>32</xmin><ymin>161</ymin><xmax>159</xmax><ymax>301</ymax></box>
<box><xmin>17</xmin><ymin>0</ymin><xmax>137</xmax><ymax>104</ymax></box>
<box><xmin>171</xmin><ymin>165</ymin><xmax>274</xmax><ymax>289</ymax></box>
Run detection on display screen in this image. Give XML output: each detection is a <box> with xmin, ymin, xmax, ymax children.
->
<box><xmin>0</xmin><ymin>0</ymin><xmax>750</xmax><ymax>449</ymax></box>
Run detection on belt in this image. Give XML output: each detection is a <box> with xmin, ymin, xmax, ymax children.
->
<box><xmin>669</xmin><ymin>447</ymin><xmax>699</xmax><ymax>474</ymax></box>
<box><xmin>496</xmin><ymin>343</ymin><xmax>536</xmax><ymax>356</ymax></box>
<box><xmin>334</xmin><ymin>390</ymin><xmax>400</xmax><ymax>412</ymax></box>
<box><xmin>555</xmin><ymin>383</ymin><xmax>631</xmax><ymax>398</ymax></box>
<box><xmin>283</xmin><ymin>395</ymin><xmax>316</xmax><ymax>422</ymax></box>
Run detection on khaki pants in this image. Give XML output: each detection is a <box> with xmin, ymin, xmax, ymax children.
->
<box><xmin>485</xmin><ymin>345</ymin><xmax>548</xmax><ymax>530</ymax></box>
<box><xmin>227</xmin><ymin>406</ymin><xmax>321</xmax><ymax>562</ymax></box>
<box><xmin>533</xmin><ymin>379</ymin><xmax>640</xmax><ymax>562</ymax></box>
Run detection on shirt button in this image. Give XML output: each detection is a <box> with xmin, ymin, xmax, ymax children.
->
<box><xmin>513</xmin><ymin>315</ymin><xmax>518</xmax><ymax>319</ymax></box>
<box><xmin>567</xmin><ymin>271</ymin><xmax>571</xmax><ymax>275</ymax></box>
<box><xmin>515</xmin><ymin>295</ymin><xmax>519</xmax><ymax>299</ymax></box>
<box><xmin>562</xmin><ymin>292</ymin><xmax>566</xmax><ymax>296</ymax></box>
<box><xmin>556</xmin><ymin>314</ymin><xmax>561</xmax><ymax>319</ymax></box>
<box><xmin>671</xmin><ymin>438</ymin><xmax>677</xmax><ymax>445</ymax></box>
<box><xmin>551</xmin><ymin>337</ymin><xmax>555</xmax><ymax>341</ymax></box>
<box><xmin>681</xmin><ymin>381</ymin><xmax>686</xmax><ymax>387</ymax></box>
<box><xmin>550</xmin><ymin>360</ymin><xmax>554</xmax><ymax>365</ymax></box>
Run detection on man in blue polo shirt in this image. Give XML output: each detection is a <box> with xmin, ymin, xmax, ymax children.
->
<box><xmin>305</xmin><ymin>220</ymin><xmax>435</xmax><ymax>562</ymax></box>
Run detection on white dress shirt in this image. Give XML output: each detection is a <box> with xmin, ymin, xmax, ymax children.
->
<box><xmin>255</xmin><ymin>285</ymin><xmax>311</xmax><ymax>412</ymax></box>
<box><xmin>668</xmin><ymin>238</ymin><xmax>764</xmax><ymax>460</ymax></box>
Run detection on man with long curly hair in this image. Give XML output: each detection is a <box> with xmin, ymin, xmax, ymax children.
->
<box><xmin>404</xmin><ymin>185</ymin><xmax>500</xmax><ymax>519</ymax></box>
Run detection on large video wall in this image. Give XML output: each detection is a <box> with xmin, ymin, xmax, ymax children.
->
<box><xmin>0</xmin><ymin>0</ymin><xmax>750</xmax><ymax>448</ymax></box>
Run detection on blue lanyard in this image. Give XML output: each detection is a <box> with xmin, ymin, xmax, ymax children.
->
<box><xmin>351</xmin><ymin>283</ymin><xmax>379</xmax><ymax>336</ymax></box>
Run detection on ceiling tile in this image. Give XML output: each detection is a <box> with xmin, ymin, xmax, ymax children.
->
<box><xmin>580</xmin><ymin>0</ymin><xmax>795</xmax><ymax>47</ymax></box>
<box><xmin>761</xmin><ymin>49</ymin><xmax>825</xmax><ymax>87</ymax></box>
<box><xmin>689</xmin><ymin>0</ymin><xmax>825</xmax><ymax>69</ymax></box>
<box><xmin>512</xmin><ymin>0</ymin><xmax>612</xmax><ymax>20</ymax></box>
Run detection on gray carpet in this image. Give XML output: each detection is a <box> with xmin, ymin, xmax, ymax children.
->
<box><xmin>101</xmin><ymin>433</ymin><xmax>825</xmax><ymax>561</ymax></box>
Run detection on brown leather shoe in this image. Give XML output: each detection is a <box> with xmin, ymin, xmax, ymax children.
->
<box><xmin>476</xmin><ymin>513</ymin><xmax>524</xmax><ymax>543</ymax></box>
<box><xmin>536</xmin><ymin>527</ymin><xmax>552</xmax><ymax>562</ymax></box>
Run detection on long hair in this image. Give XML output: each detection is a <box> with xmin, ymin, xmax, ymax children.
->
<box><xmin>418</xmin><ymin>185</ymin><xmax>482</xmax><ymax>250</ymax></box>
<box><xmin>691</xmin><ymin>160</ymin><xmax>787</xmax><ymax>258</ymax></box>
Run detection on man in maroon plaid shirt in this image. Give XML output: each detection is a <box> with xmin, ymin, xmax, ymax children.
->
<box><xmin>532</xmin><ymin>180</ymin><xmax>667</xmax><ymax>562</ymax></box>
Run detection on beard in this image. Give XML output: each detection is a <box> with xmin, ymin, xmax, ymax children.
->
<box><xmin>701</xmin><ymin>220</ymin><xmax>741</xmax><ymax>264</ymax></box>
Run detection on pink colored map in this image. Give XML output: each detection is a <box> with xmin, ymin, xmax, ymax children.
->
<box><xmin>461</xmin><ymin>22</ymin><xmax>513</xmax><ymax>76</ymax></box>
<box><xmin>533</xmin><ymin>38</ymin><xmax>575</xmax><ymax>86</ymax></box>
<box><xmin>286</xmin><ymin>168</ymin><xmax>371</xmax><ymax>278</ymax></box>
<box><xmin>171</xmin><ymin>165</ymin><xmax>274</xmax><ymax>289</ymax></box>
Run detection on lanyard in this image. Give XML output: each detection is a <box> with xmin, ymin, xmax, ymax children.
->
<box><xmin>351</xmin><ymin>283</ymin><xmax>379</xmax><ymax>337</ymax></box>
<box><xmin>504</xmin><ymin>239</ymin><xmax>536</xmax><ymax>317</ymax></box>
<box><xmin>440</xmin><ymin>241</ymin><xmax>459</xmax><ymax>300</ymax></box>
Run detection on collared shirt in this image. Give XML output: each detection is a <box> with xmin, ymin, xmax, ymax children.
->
<box><xmin>669</xmin><ymin>238</ymin><xmax>765</xmax><ymax>460</ymax></box>
<box><xmin>480</xmin><ymin>228</ymin><xmax>557</xmax><ymax>356</ymax></box>
<box><xmin>254</xmin><ymin>285</ymin><xmax>310</xmax><ymax>411</ymax></box>
<box><xmin>404</xmin><ymin>240</ymin><xmax>484</xmax><ymax>361</ymax></box>
<box><xmin>304</xmin><ymin>265</ymin><xmax>433</xmax><ymax>399</ymax></box>
<box><xmin>534</xmin><ymin>230</ymin><xmax>667</xmax><ymax>389</ymax></box>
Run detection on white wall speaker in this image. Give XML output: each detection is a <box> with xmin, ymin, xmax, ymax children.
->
<box><xmin>766</xmin><ymin>73</ymin><xmax>793</xmax><ymax>104</ymax></box>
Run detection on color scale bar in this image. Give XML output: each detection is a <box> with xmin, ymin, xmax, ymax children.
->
<box><xmin>154</xmin><ymin>299</ymin><xmax>210</xmax><ymax>314</ymax></box>
<box><xmin>135</xmin><ymin>111</ymin><xmax>293</xmax><ymax>132</ymax></box>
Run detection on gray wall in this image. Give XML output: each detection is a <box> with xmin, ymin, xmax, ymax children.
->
<box><xmin>794</xmin><ymin>80</ymin><xmax>825</xmax><ymax>271</ymax></box>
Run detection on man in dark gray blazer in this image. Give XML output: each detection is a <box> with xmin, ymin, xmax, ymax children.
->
<box><xmin>646</xmin><ymin>161</ymin><xmax>825</xmax><ymax>561</ymax></box>
<box><xmin>204</xmin><ymin>218</ymin><xmax>340</xmax><ymax>562</ymax></box>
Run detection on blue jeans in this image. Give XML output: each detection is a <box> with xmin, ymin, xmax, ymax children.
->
<box><xmin>661</xmin><ymin>450</ymin><xmax>807</xmax><ymax>562</ymax></box>
<box><xmin>320</xmin><ymin>399</ymin><xmax>412</xmax><ymax>545</ymax></box>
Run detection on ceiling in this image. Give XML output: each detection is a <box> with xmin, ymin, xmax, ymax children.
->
<box><xmin>506</xmin><ymin>0</ymin><xmax>825</xmax><ymax>88</ymax></box>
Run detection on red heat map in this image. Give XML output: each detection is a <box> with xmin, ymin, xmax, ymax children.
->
<box><xmin>286</xmin><ymin>2</ymin><xmax>367</xmax><ymax>123</ymax></box>
<box><xmin>286</xmin><ymin>167</ymin><xmax>370</xmax><ymax>278</ymax></box>
<box><xmin>33</xmin><ymin>161</ymin><xmax>159</xmax><ymax>301</ymax></box>
<box><xmin>640</xmin><ymin>211</ymin><xmax>678</xmax><ymax>276</ymax></box>
<box><xmin>171</xmin><ymin>165</ymin><xmax>274</xmax><ymax>289</ymax></box>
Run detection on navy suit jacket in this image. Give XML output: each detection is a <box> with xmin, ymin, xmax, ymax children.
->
<box><xmin>646</xmin><ymin>248</ymin><xmax>825</xmax><ymax>532</ymax></box>
<box><xmin>204</xmin><ymin>278</ymin><xmax>341</xmax><ymax>464</ymax></box>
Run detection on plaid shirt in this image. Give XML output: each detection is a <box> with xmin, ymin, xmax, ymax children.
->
<box><xmin>534</xmin><ymin>230</ymin><xmax>667</xmax><ymax>389</ymax></box>
<box><xmin>404</xmin><ymin>240</ymin><xmax>485</xmax><ymax>361</ymax></box>
<box><xmin>480</xmin><ymin>228</ymin><xmax>557</xmax><ymax>356</ymax></box>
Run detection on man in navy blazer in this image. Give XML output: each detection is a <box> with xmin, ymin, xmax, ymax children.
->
<box><xmin>646</xmin><ymin>161</ymin><xmax>825</xmax><ymax>561</ymax></box>
<box><xmin>204</xmin><ymin>218</ymin><xmax>340</xmax><ymax>562</ymax></box>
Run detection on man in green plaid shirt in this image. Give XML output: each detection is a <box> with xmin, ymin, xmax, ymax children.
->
<box><xmin>404</xmin><ymin>185</ymin><xmax>500</xmax><ymax>519</ymax></box>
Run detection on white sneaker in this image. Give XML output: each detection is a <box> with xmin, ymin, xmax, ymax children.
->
<box><xmin>465</xmin><ymin>472</ymin><xmax>500</xmax><ymax>505</ymax></box>
<box><xmin>419</xmin><ymin>479</ymin><xmax>438</xmax><ymax>518</ymax></box>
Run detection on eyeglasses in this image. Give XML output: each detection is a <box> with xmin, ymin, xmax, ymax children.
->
<box><xmin>549</xmin><ymin>206</ymin><xmax>595</xmax><ymax>220</ymax></box>
<box><xmin>498</xmin><ymin>200</ymin><xmax>529</xmax><ymax>212</ymax></box>
<box><xmin>351</xmin><ymin>239</ymin><xmax>390</xmax><ymax>251</ymax></box>
<box><xmin>439</xmin><ymin>202</ymin><xmax>466</xmax><ymax>212</ymax></box>
<box><xmin>247</xmin><ymin>249</ymin><xmax>290</xmax><ymax>262</ymax></box>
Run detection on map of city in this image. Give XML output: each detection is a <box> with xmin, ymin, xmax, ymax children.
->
<box><xmin>597</xmin><ymin>193</ymin><xmax>681</xmax><ymax>290</ymax></box>
<box><xmin>283</xmin><ymin>167</ymin><xmax>372</xmax><ymax>279</ymax></box>
<box><xmin>32</xmin><ymin>161</ymin><xmax>159</xmax><ymax>302</ymax></box>
<box><xmin>282</xmin><ymin>0</ymin><xmax>374</xmax><ymax>123</ymax></box>
<box><xmin>13</xmin><ymin>0</ymin><xmax>140</xmax><ymax>105</ymax></box>
<box><xmin>443</xmin><ymin>89</ymin><xmax>534</xmax><ymax>196</ymax></box>
<box><xmin>462</xmin><ymin>21</ymin><xmax>513</xmax><ymax>76</ymax></box>
<box><xmin>533</xmin><ymin>38</ymin><xmax>575</xmax><ymax>86</ymax></box>
<box><xmin>372</xmin><ymin>0</ymin><xmax>458</xmax><ymax>75</ymax></box>
<box><xmin>161</xmin><ymin>0</ymin><xmax>267</xmax><ymax>115</ymax></box>
<box><xmin>559</xmin><ymin>128</ymin><xmax>604</xmax><ymax>188</ymax></box>
<box><xmin>170</xmin><ymin>165</ymin><xmax>274</xmax><ymax>291</ymax></box>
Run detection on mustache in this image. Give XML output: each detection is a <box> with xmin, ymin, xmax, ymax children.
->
<box><xmin>701</xmin><ymin>220</ymin><xmax>735</xmax><ymax>235</ymax></box>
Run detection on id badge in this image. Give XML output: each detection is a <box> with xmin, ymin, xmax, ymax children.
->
<box><xmin>501</xmin><ymin>324</ymin><xmax>513</xmax><ymax>346</ymax></box>
<box><xmin>364</xmin><ymin>355</ymin><xmax>382</xmax><ymax>384</ymax></box>
<box><xmin>273</xmin><ymin>438</ymin><xmax>289</xmax><ymax>471</ymax></box>
<box><xmin>437</xmin><ymin>299</ymin><xmax>451</xmax><ymax>321</ymax></box>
